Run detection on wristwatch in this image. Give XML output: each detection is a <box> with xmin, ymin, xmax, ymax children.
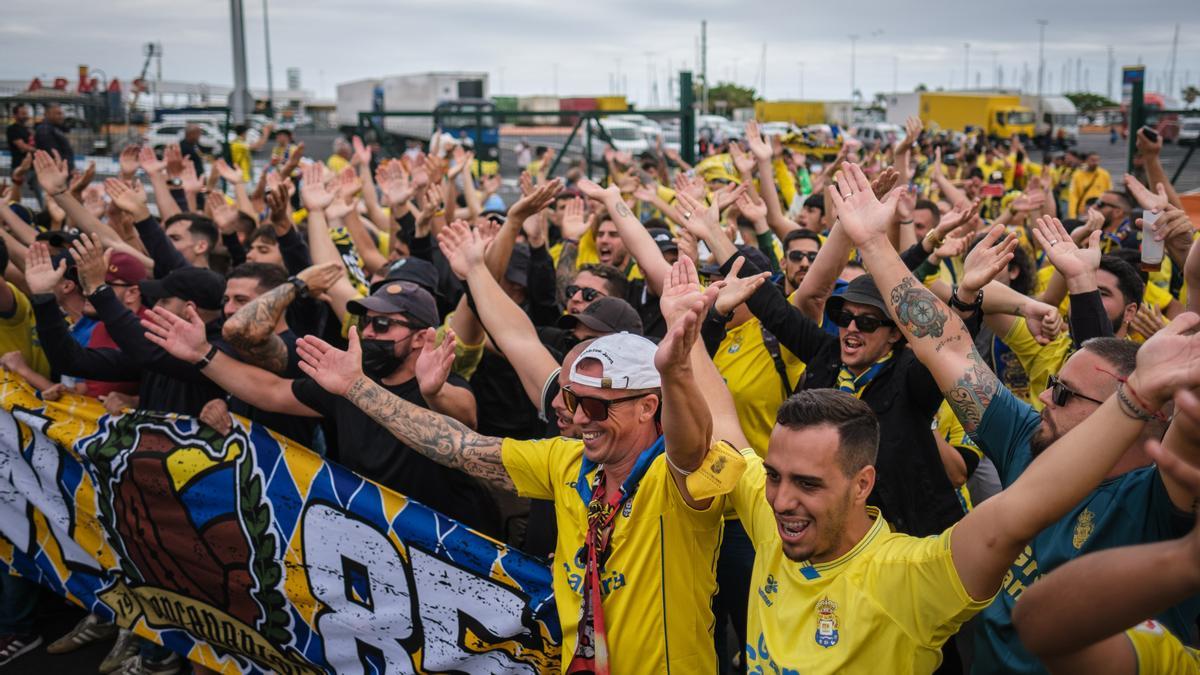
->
<box><xmin>948</xmin><ymin>285</ymin><xmax>984</xmax><ymax>313</ymax></box>
<box><xmin>287</xmin><ymin>275</ymin><xmax>310</xmax><ymax>299</ymax></box>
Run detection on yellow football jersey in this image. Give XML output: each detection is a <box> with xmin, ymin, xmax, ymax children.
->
<box><xmin>0</xmin><ymin>283</ymin><xmax>50</xmax><ymax>379</ymax></box>
<box><xmin>1126</xmin><ymin>620</ymin><xmax>1200</xmax><ymax>674</ymax></box>
<box><xmin>713</xmin><ymin>317</ymin><xmax>804</xmax><ymax>458</ymax></box>
<box><xmin>501</xmin><ymin>437</ymin><xmax>725</xmax><ymax>674</ymax></box>
<box><xmin>730</xmin><ymin>451</ymin><xmax>992</xmax><ymax>675</ymax></box>
<box><xmin>999</xmin><ymin>315</ymin><xmax>1071</xmax><ymax>410</ymax></box>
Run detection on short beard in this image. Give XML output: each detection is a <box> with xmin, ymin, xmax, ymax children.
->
<box><xmin>1030</xmin><ymin>415</ymin><xmax>1059</xmax><ymax>457</ymax></box>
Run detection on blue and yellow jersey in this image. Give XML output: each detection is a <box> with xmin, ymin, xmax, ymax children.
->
<box><xmin>500</xmin><ymin>437</ymin><xmax>725</xmax><ymax>674</ymax></box>
<box><xmin>0</xmin><ymin>283</ymin><xmax>50</xmax><ymax>379</ymax></box>
<box><xmin>730</xmin><ymin>451</ymin><xmax>991</xmax><ymax>675</ymax></box>
<box><xmin>713</xmin><ymin>317</ymin><xmax>805</xmax><ymax>459</ymax></box>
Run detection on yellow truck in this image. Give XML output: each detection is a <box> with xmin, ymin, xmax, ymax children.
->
<box><xmin>755</xmin><ymin>100</ymin><xmax>827</xmax><ymax>126</ymax></box>
<box><xmin>886</xmin><ymin>92</ymin><xmax>1035</xmax><ymax>139</ymax></box>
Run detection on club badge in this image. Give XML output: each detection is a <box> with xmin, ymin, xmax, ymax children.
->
<box><xmin>815</xmin><ymin>596</ymin><xmax>840</xmax><ymax>648</ymax></box>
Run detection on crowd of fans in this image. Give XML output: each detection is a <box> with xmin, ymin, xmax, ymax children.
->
<box><xmin>1</xmin><ymin>100</ymin><xmax>1200</xmax><ymax>675</ymax></box>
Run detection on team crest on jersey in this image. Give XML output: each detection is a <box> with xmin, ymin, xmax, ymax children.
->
<box><xmin>1072</xmin><ymin>509</ymin><xmax>1095</xmax><ymax>549</ymax></box>
<box><xmin>815</xmin><ymin>596</ymin><xmax>840</xmax><ymax>648</ymax></box>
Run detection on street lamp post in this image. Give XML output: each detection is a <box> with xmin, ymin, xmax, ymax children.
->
<box><xmin>1036</xmin><ymin>19</ymin><xmax>1047</xmax><ymax>141</ymax></box>
<box><xmin>849</xmin><ymin>34</ymin><xmax>860</xmax><ymax>102</ymax></box>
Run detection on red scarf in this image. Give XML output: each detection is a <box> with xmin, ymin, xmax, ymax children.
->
<box><xmin>566</xmin><ymin>469</ymin><xmax>623</xmax><ymax>675</ymax></box>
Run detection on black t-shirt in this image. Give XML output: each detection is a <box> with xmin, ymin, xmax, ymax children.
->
<box><xmin>227</xmin><ymin>330</ymin><xmax>318</xmax><ymax>447</ymax></box>
<box><xmin>6</xmin><ymin>123</ymin><xmax>32</xmax><ymax>168</ymax></box>
<box><xmin>290</xmin><ymin>373</ymin><xmax>501</xmax><ymax>537</ymax></box>
<box><xmin>178</xmin><ymin>140</ymin><xmax>205</xmax><ymax>176</ymax></box>
<box><xmin>470</xmin><ymin>351</ymin><xmax>542</xmax><ymax>440</ymax></box>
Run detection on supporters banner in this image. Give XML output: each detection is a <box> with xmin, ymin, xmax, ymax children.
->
<box><xmin>0</xmin><ymin>372</ymin><xmax>560</xmax><ymax>674</ymax></box>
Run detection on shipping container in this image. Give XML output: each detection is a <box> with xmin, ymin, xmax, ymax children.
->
<box><xmin>336</xmin><ymin>72</ymin><xmax>488</xmax><ymax>139</ymax></box>
<box><xmin>517</xmin><ymin>95</ymin><xmax>560</xmax><ymax>126</ymax></box>
<box><xmin>595</xmin><ymin>96</ymin><xmax>629</xmax><ymax>112</ymax></box>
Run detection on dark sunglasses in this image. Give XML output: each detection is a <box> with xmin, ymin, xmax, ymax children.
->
<box><xmin>565</xmin><ymin>285</ymin><xmax>604</xmax><ymax>302</ymax></box>
<box><xmin>1046</xmin><ymin>374</ymin><xmax>1105</xmax><ymax>407</ymax></box>
<box><xmin>787</xmin><ymin>250</ymin><xmax>818</xmax><ymax>263</ymax></box>
<box><xmin>830</xmin><ymin>309</ymin><xmax>894</xmax><ymax>333</ymax></box>
<box><xmin>366</xmin><ymin>315</ymin><xmax>416</xmax><ymax>333</ymax></box>
<box><xmin>562</xmin><ymin>387</ymin><xmax>648</xmax><ymax>421</ymax></box>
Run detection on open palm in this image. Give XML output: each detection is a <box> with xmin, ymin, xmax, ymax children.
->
<box><xmin>829</xmin><ymin>163</ymin><xmax>899</xmax><ymax>246</ymax></box>
<box><xmin>296</xmin><ymin>329</ymin><xmax>366</xmax><ymax>396</ymax></box>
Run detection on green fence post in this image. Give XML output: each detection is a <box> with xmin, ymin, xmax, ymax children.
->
<box><xmin>1123</xmin><ymin>66</ymin><xmax>1145</xmax><ymax>176</ymax></box>
<box><xmin>680</xmin><ymin>71</ymin><xmax>695</xmax><ymax>165</ymax></box>
<box><xmin>585</xmin><ymin>117</ymin><xmax>593</xmax><ymax>181</ymax></box>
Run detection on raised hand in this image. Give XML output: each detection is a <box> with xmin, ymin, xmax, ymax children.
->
<box><xmin>672</xmin><ymin>171</ymin><xmax>706</xmax><ymax>201</ymax></box>
<box><xmin>1031</xmin><ymin>215</ymin><xmax>1100</xmax><ymax>284</ymax></box>
<box><xmin>119</xmin><ymin>145</ymin><xmax>141</xmax><ymax>180</ymax></box>
<box><xmin>829</xmin><ymin>163</ymin><xmax>902</xmax><ymax>246</ymax></box>
<box><xmin>1128</xmin><ymin>312</ymin><xmax>1200</xmax><ymax>410</ymax></box>
<box><xmin>351</xmin><ymin>135</ymin><xmax>372</xmax><ymax>168</ymax></box>
<box><xmin>509</xmin><ymin>177</ymin><xmax>563</xmax><ymax>220</ymax></box>
<box><xmin>712</xmin><ymin>257</ymin><xmax>770</xmax><ymax>316</ymax></box>
<box><xmin>296</xmin><ymin>328</ymin><xmax>366</xmax><ymax>396</ymax></box>
<box><xmin>735</xmin><ymin>190</ymin><xmax>767</xmax><ymax>224</ymax></box>
<box><xmin>437</xmin><ymin>219</ymin><xmax>491</xmax><ymax>280</ymax></box>
<box><xmin>1135</xmin><ymin>127</ymin><xmax>1163</xmax><ymax>158</ymax></box>
<box><xmin>69</xmin><ymin>161</ymin><xmax>96</xmax><ymax>199</ymax></box>
<box><xmin>1123</xmin><ymin>174</ymin><xmax>1170</xmax><ymax>213</ymax></box>
<box><xmin>729</xmin><ymin>142</ymin><xmax>756</xmax><ymax>175</ymax></box>
<box><xmin>673</xmin><ymin>188</ymin><xmax>722</xmax><ymax>242</ymax></box>
<box><xmin>214</xmin><ymin>158</ymin><xmax>243</xmax><ymax>184</ymax></box>
<box><xmin>141</xmin><ymin>305</ymin><xmax>212</xmax><ymax>363</ymax></box>
<box><xmin>960</xmin><ymin>224</ymin><xmax>1018</xmax><ymax>296</ymax></box>
<box><xmin>24</xmin><ymin>241</ymin><xmax>67</xmax><ymax>295</ymax></box>
<box><xmin>1142</xmin><ymin>208</ymin><xmax>1193</xmax><ymax>245</ymax></box>
<box><xmin>300</xmin><ymin>163</ymin><xmax>336</xmax><ymax>211</ymax></box>
<box><xmin>414</xmin><ymin>328</ymin><xmax>456</xmax><ymax>399</ymax></box>
<box><xmin>870</xmin><ymin>167</ymin><xmax>900</xmax><ymax>199</ymax></box>
<box><xmin>32</xmin><ymin>150</ymin><xmax>69</xmax><ymax>195</ymax></box>
<box><xmin>335</xmin><ymin>166</ymin><xmax>363</xmax><ymax>201</ymax></box>
<box><xmin>744</xmin><ymin>120</ymin><xmax>772</xmax><ymax>162</ymax></box>
<box><xmin>376</xmin><ymin>161</ymin><xmax>413</xmax><ymax>206</ymax></box>
<box><xmin>138</xmin><ymin>145</ymin><xmax>167</xmax><ymax>175</ymax></box>
<box><xmin>659</xmin><ymin>254</ymin><xmax>724</xmax><ymax>326</ymax></box>
<box><xmin>296</xmin><ymin>261</ymin><xmax>345</xmax><ymax>297</ymax></box>
<box><xmin>179</xmin><ymin>162</ymin><xmax>204</xmax><ymax>194</ymax></box>
<box><xmin>206</xmin><ymin>192</ymin><xmax>240</xmax><ymax>235</ymax></box>
<box><xmin>164</xmin><ymin>144</ymin><xmax>185</xmax><ymax>178</ymax></box>
<box><xmin>265</xmin><ymin>185</ymin><xmax>292</xmax><ymax>235</ymax></box>
<box><xmin>11</xmin><ymin>154</ymin><xmax>32</xmax><ymax>185</ymax></box>
<box><xmin>1021</xmin><ymin>302</ymin><xmax>1064</xmax><ymax>345</ymax></box>
<box><xmin>68</xmin><ymin>233</ymin><xmax>111</xmax><ymax>296</ymax></box>
<box><xmin>104</xmin><ymin>178</ymin><xmax>151</xmax><ymax>221</ymax></box>
<box><xmin>559</xmin><ymin>196</ymin><xmax>589</xmax><ymax>241</ymax></box>
<box><xmin>714</xmin><ymin>182</ymin><xmax>748</xmax><ymax>211</ymax></box>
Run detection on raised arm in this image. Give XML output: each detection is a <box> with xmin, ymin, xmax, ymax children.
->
<box><xmin>33</xmin><ymin>151</ymin><xmax>125</xmax><ymax>248</ymax></box>
<box><xmin>745</xmin><ymin>121</ymin><xmax>802</xmax><ymax>239</ymax></box>
<box><xmin>296</xmin><ymin>327</ymin><xmax>513</xmax><ymax>491</ymax></box>
<box><xmin>577</xmin><ymin>178</ymin><xmax>673</xmax><ymax>294</ymax></box>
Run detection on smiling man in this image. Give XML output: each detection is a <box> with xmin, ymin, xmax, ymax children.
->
<box><xmin>251</xmin><ymin>259</ymin><xmax>737</xmax><ymax>674</ymax></box>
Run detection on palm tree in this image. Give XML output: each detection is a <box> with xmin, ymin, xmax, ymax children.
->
<box><xmin>1183</xmin><ymin>85</ymin><xmax>1199</xmax><ymax>108</ymax></box>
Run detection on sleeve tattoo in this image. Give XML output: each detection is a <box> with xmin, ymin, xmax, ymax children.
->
<box><xmin>944</xmin><ymin>349</ymin><xmax>1000</xmax><ymax>434</ymax></box>
<box><xmin>345</xmin><ymin>377</ymin><xmax>514</xmax><ymax>491</ymax></box>
<box><xmin>224</xmin><ymin>282</ymin><xmax>296</xmax><ymax>374</ymax></box>
<box><xmin>889</xmin><ymin>276</ymin><xmax>949</xmax><ymax>339</ymax></box>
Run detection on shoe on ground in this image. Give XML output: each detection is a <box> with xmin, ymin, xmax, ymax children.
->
<box><xmin>113</xmin><ymin>652</ymin><xmax>182</xmax><ymax>675</ymax></box>
<box><xmin>0</xmin><ymin>633</ymin><xmax>43</xmax><ymax>667</ymax></box>
<box><xmin>99</xmin><ymin>629</ymin><xmax>140</xmax><ymax>674</ymax></box>
<box><xmin>46</xmin><ymin>613</ymin><xmax>117</xmax><ymax>654</ymax></box>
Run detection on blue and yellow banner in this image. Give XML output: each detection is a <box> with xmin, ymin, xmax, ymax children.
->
<box><xmin>0</xmin><ymin>372</ymin><xmax>560</xmax><ymax>673</ymax></box>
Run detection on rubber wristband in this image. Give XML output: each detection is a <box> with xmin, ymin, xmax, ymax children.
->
<box><xmin>196</xmin><ymin>345</ymin><xmax>220</xmax><ymax>370</ymax></box>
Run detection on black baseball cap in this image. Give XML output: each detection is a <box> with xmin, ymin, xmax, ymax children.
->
<box><xmin>825</xmin><ymin>274</ymin><xmax>888</xmax><ymax>317</ymax></box>
<box><xmin>506</xmin><ymin>243</ymin><xmax>530</xmax><ymax>288</ymax></box>
<box><xmin>139</xmin><ymin>267</ymin><xmax>225</xmax><ymax>311</ymax></box>
<box><xmin>348</xmin><ymin>280</ymin><xmax>439</xmax><ymax>328</ymax></box>
<box><xmin>37</xmin><ymin>230</ymin><xmax>81</xmax><ymax>249</ymax></box>
<box><xmin>647</xmin><ymin>228</ymin><xmax>677</xmax><ymax>253</ymax></box>
<box><xmin>372</xmin><ymin>256</ymin><xmax>440</xmax><ymax>297</ymax></box>
<box><xmin>557</xmin><ymin>296</ymin><xmax>643</xmax><ymax>335</ymax></box>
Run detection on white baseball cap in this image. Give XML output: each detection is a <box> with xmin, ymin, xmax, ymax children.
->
<box><xmin>568</xmin><ymin>332</ymin><xmax>662</xmax><ymax>390</ymax></box>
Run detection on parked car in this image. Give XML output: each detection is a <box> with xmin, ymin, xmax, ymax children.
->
<box><xmin>588</xmin><ymin>118</ymin><xmax>651</xmax><ymax>158</ymax></box>
<box><xmin>1179</xmin><ymin>116</ymin><xmax>1200</xmax><ymax>146</ymax></box>
<box><xmin>144</xmin><ymin>120</ymin><xmax>226</xmax><ymax>155</ymax></box>
<box><xmin>850</xmin><ymin>122</ymin><xmax>906</xmax><ymax>148</ymax></box>
<box><xmin>608</xmin><ymin>114</ymin><xmax>664</xmax><ymax>143</ymax></box>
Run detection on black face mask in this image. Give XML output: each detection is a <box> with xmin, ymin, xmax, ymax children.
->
<box><xmin>360</xmin><ymin>339</ymin><xmax>404</xmax><ymax>379</ymax></box>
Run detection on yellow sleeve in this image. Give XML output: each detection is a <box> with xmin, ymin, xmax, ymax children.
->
<box><xmin>436</xmin><ymin>313</ymin><xmax>485</xmax><ymax>380</ymax></box>
<box><xmin>575</xmin><ymin>228</ymin><xmax>599</xmax><ymax>269</ymax></box>
<box><xmin>773</xmin><ymin>158</ymin><xmax>798</xmax><ymax>206</ymax></box>
<box><xmin>1125</xmin><ymin>621</ymin><xmax>1200</xmax><ymax>675</ymax></box>
<box><xmin>1002</xmin><ymin>316</ymin><xmax>1070</xmax><ymax>408</ymax></box>
<box><xmin>868</xmin><ymin>527</ymin><xmax>994</xmax><ymax>647</ymax></box>
<box><xmin>1067</xmin><ymin>174</ymin><xmax>1081</xmax><ymax>218</ymax></box>
<box><xmin>501</xmin><ymin>437</ymin><xmax>577</xmax><ymax>500</ymax></box>
<box><xmin>728</xmin><ymin>450</ymin><xmax>778</xmax><ymax>546</ymax></box>
<box><xmin>0</xmin><ymin>284</ymin><xmax>50</xmax><ymax>379</ymax></box>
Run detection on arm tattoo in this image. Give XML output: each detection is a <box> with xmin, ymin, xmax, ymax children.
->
<box><xmin>613</xmin><ymin>201</ymin><xmax>632</xmax><ymax>218</ymax></box>
<box><xmin>944</xmin><ymin>349</ymin><xmax>1000</xmax><ymax>434</ymax></box>
<box><xmin>232</xmin><ymin>336</ymin><xmax>290</xmax><ymax>374</ymax></box>
<box><xmin>890</xmin><ymin>276</ymin><xmax>949</xmax><ymax>338</ymax></box>
<box><xmin>345</xmin><ymin>377</ymin><xmax>514</xmax><ymax>492</ymax></box>
<box><xmin>225</xmin><ymin>282</ymin><xmax>297</xmax><ymax>372</ymax></box>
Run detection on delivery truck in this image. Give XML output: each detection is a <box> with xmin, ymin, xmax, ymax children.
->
<box><xmin>336</xmin><ymin>72</ymin><xmax>497</xmax><ymax>158</ymax></box>
<box><xmin>1021</xmin><ymin>94</ymin><xmax>1079</xmax><ymax>147</ymax></box>
<box><xmin>886</xmin><ymin>92</ymin><xmax>1035</xmax><ymax>140</ymax></box>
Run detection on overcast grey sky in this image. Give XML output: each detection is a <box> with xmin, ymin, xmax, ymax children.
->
<box><xmin>2</xmin><ymin>0</ymin><xmax>1197</xmax><ymax>104</ymax></box>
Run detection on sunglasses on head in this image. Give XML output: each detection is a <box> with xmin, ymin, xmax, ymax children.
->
<box><xmin>565</xmin><ymin>285</ymin><xmax>604</xmax><ymax>302</ymax></box>
<box><xmin>366</xmin><ymin>315</ymin><xmax>416</xmax><ymax>333</ymax></box>
<box><xmin>1046</xmin><ymin>374</ymin><xmax>1105</xmax><ymax>407</ymax></box>
<box><xmin>787</xmin><ymin>250</ymin><xmax>818</xmax><ymax>263</ymax></box>
<box><xmin>562</xmin><ymin>387</ymin><xmax>648</xmax><ymax>421</ymax></box>
<box><xmin>830</xmin><ymin>309</ymin><xmax>894</xmax><ymax>333</ymax></box>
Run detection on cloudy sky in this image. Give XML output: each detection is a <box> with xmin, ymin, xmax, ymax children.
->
<box><xmin>2</xmin><ymin>0</ymin><xmax>1197</xmax><ymax>105</ymax></box>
